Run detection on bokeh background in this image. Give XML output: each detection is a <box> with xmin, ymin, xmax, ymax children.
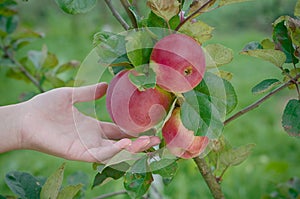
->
<box><xmin>1</xmin><ymin>0</ymin><xmax>300</xmax><ymax>198</ymax></box>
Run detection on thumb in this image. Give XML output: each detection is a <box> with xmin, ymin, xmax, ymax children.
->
<box><xmin>72</xmin><ymin>83</ymin><xmax>108</xmax><ymax>103</ymax></box>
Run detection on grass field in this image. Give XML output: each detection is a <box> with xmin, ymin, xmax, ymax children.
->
<box><xmin>1</xmin><ymin>1</ymin><xmax>300</xmax><ymax>198</ymax></box>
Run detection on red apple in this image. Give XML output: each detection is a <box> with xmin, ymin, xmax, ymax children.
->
<box><xmin>162</xmin><ymin>107</ymin><xmax>209</xmax><ymax>159</ymax></box>
<box><xmin>106</xmin><ymin>70</ymin><xmax>173</xmax><ymax>135</ymax></box>
<box><xmin>150</xmin><ymin>33</ymin><xmax>206</xmax><ymax>93</ymax></box>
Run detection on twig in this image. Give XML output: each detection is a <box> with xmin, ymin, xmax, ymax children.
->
<box><xmin>175</xmin><ymin>0</ymin><xmax>214</xmax><ymax>31</ymax></box>
<box><xmin>193</xmin><ymin>157</ymin><xmax>225</xmax><ymax>199</ymax></box>
<box><xmin>8</xmin><ymin>54</ymin><xmax>45</xmax><ymax>93</ymax></box>
<box><xmin>224</xmin><ymin>74</ymin><xmax>300</xmax><ymax>126</ymax></box>
<box><xmin>120</xmin><ymin>0</ymin><xmax>138</xmax><ymax>29</ymax></box>
<box><xmin>93</xmin><ymin>190</ymin><xmax>128</xmax><ymax>199</ymax></box>
<box><xmin>104</xmin><ymin>0</ymin><xmax>130</xmax><ymax>30</ymax></box>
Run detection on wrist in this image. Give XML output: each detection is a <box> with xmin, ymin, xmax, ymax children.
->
<box><xmin>0</xmin><ymin>102</ymin><xmax>26</xmax><ymax>153</ymax></box>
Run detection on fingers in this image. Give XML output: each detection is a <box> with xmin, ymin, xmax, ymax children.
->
<box><xmin>82</xmin><ymin>138</ymin><xmax>132</xmax><ymax>163</ymax></box>
<box><xmin>126</xmin><ymin>136</ymin><xmax>161</xmax><ymax>153</ymax></box>
<box><xmin>72</xmin><ymin>83</ymin><xmax>108</xmax><ymax>103</ymax></box>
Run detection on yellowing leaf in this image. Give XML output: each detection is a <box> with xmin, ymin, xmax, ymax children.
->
<box><xmin>219</xmin><ymin>0</ymin><xmax>251</xmax><ymax>7</ymax></box>
<box><xmin>205</xmin><ymin>44</ymin><xmax>233</xmax><ymax>67</ymax></box>
<box><xmin>189</xmin><ymin>0</ymin><xmax>217</xmax><ymax>14</ymax></box>
<box><xmin>147</xmin><ymin>0</ymin><xmax>180</xmax><ymax>22</ymax></box>
<box><xmin>295</xmin><ymin>0</ymin><xmax>300</xmax><ymax>17</ymax></box>
<box><xmin>179</xmin><ymin>20</ymin><xmax>214</xmax><ymax>44</ymax></box>
<box><xmin>215</xmin><ymin>70</ymin><xmax>233</xmax><ymax>81</ymax></box>
<box><xmin>241</xmin><ymin>49</ymin><xmax>286</xmax><ymax>67</ymax></box>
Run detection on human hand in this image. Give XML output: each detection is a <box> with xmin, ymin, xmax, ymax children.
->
<box><xmin>19</xmin><ymin>83</ymin><xmax>160</xmax><ymax>163</ymax></box>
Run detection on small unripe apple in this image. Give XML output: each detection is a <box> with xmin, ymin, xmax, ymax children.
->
<box><xmin>150</xmin><ymin>33</ymin><xmax>206</xmax><ymax>93</ymax></box>
<box><xmin>106</xmin><ymin>70</ymin><xmax>173</xmax><ymax>135</ymax></box>
<box><xmin>162</xmin><ymin>107</ymin><xmax>209</xmax><ymax>159</ymax></box>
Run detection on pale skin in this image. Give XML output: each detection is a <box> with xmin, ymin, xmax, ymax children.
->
<box><xmin>0</xmin><ymin>83</ymin><xmax>160</xmax><ymax>163</ymax></box>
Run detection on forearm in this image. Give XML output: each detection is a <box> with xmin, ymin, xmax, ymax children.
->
<box><xmin>0</xmin><ymin>102</ymin><xmax>25</xmax><ymax>153</ymax></box>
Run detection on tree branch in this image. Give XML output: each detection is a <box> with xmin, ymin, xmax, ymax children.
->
<box><xmin>93</xmin><ymin>190</ymin><xmax>127</xmax><ymax>199</ymax></box>
<box><xmin>193</xmin><ymin>157</ymin><xmax>225</xmax><ymax>199</ymax></box>
<box><xmin>104</xmin><ymin>0</ymin><xmax>130</xmax><ymax>30</ymax></box>
<box><xmin>8</xmin><ymin>55</ymin><xmax>45</xmax><ymax>93</ymax></box>
<box><xmin>224</xmin><ymin>75</ymin><xmax>300</xmax><ymax>126</ymax></box>
<box><xmin>175</xmin><ymin>0</ymin><xmax>214</xmax><ymax>31</ymax></box>
<box><xmin>120</xmin><ymin>0</ymin><xmax>138</xmax><ymax>29</ymax></box>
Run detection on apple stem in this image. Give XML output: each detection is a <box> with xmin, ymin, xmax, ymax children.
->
<box><xmin>193</xmin><ymin>157</ymin><xmax>225</xmax><ymax>199</ymax></box>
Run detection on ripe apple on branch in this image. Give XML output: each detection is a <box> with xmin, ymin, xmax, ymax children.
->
<box><xmin>106</xmin><ymin>33</ymin><xmax>208</xmax><ymax>158</ymax></box>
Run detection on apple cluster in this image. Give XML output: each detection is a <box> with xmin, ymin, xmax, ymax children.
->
<box><xmin>106</xmin><ymin>33</ymin><xmax>208</xmax><ymax>159</ymax></box>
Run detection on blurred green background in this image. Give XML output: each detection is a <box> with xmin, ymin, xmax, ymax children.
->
<box><xmin>1</xmin><ymin>0</ymin><xmax>300</xmax><ymax>198</ymax></box>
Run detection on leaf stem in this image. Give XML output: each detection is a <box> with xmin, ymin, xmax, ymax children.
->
<box><xmin>175</xmin><ymin>0</ymin><xmax>214</xmax><ymax>31</ymax></box>
<box><xmin>224</xmin><ymin>74</ymin><xmax>300</xmax><ymax>125</ymax></box>
<box><xmin>104</xmin><ymin>0</ymin><xmax>130</xmax><ymax>30</ymax></box>
<box><xmin>120</xmin><ymin>0</ymin><xmax>138</xmax><ymax>29</ymax></box>
<box><xmin>93</xmin><ymin>190</ymin><xmax>128</xmax><ymax>199</ymax></box>
<box><xmin>193</xmin><ymin>157</ymin><xmax>225</xmax><ymax>199</ymax></box>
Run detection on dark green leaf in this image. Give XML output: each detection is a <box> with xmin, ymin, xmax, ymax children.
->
<box><xmin>5</xmin><ymin>171</ymin><xmax>44</xmax><ymax>199</ymax></box>
<box><xmin>124</xmin><ymin>172</ymin><xmax>153</xmax><ymax>199</ymax></box>
<box><xmin>54</xmin><ymin>0</ymin><xmax>96</xmax><ymax>14</ymax></box>
<box><xmin>282</xmin><ymin>99</ymin><xmax>300</xmax><ymax>136</ymax></box>
<box><xmin>0</xmin><ymin>15</ymin><xmax>18</xmax><ymax>34</ymax></box>
<box><xmin>273</xmin><ymin>18</ymin><xmax>299</xmax><ymax>64</ymax></box>
<box><xmin>251</xmin><ymin>79</ymin><xmax>281</xmax><ymax>94</ymax></box>
<box><xmin>150</xmin><ymin>159</ymin><xmax>178</xmax><ymax>185</ymax></box>
<box><xmin>6</xmin><ymin>67</ymin><xmax>31</xmax><ymax>83</ymax></box>
<box><xmin>242</xmin><ymin>41</ymin><xmax>263</xmax><ymax>51</ymax></box>
<box><xmin>219</xmin><ymin>143</ymin><xmax>255</xmax><ymax>167</ymax></box>
<box><xmin>40</xmin><ymin>163</ymin><xmax>65</xmax><ymax>199</ymax></box>
<box><xmin>92</xmin><ymin>162</ymin><xmax>130</xmax><ymax>188</ymax></box>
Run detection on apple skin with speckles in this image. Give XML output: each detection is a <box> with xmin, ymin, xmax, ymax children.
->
<box><xmin>150</xmin><ymin>33</ymin><xmax>206</xmax><ymax>93</ymax></box>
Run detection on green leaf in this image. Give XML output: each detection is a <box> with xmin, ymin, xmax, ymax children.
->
<box><xmin>219</xmin><ymin>143</ymin><xmax>255</xmax><ymax>167</ymax></box>
<box><xmin>125</xmin><ymin>30</ymin><xmax>153</xmax><ymax>67</ymax></box>
<box><xmin>179</xmin><ymin>20</ymin><xmax>214</xmax><ymax>44</ymax></box>
<box><xmin>54</xmin><ymin>0</ymin><xmax>96</xmax><ymax>14</ymax></box>
<box><xmin>181</xmin><ymin>72</ymin><xmax>230</xmax><ymax>137</ymax></box>
<box><xmin>56</xmin><ymin>60</ymin><xmax>80</xmax><ymax>74</ymax></box>
<box><xmin>40</xmin><ymin>163</ymin><xmax>65</xmax><ymax>199</ymax></box>
<box><xmin>150</xmin><ymin>159</ymin><xmax>178</xmax><ymax>185</ymax></box>
<box><xmin>94</xmin><ymin>31</ymin><xmax>129</xmax><ymax>67</ymax></box>
<box><xmin>124</xmin><ymin>172</ymin><xmax>153</xmax><ymax>199</ymax></box>
<box><xmin>261</xmin><ymin>38</ymin><xmax>275</xmax><ymax>49</ymax></box>
<box><xmin>5</xmin><ymin>171</ymin><xmax>44</xmax><ymax>199</ymax></box>
<box><xmin>286</xmin><ymin>17</ymin><xmax>300</xmax><ymax>47</ymax></box>
<box><xmin>45</xmin><ymin>73</ymin><xmax>65</xmax><ymax>88</ymax></box>
<box><xmin>57</xmin><ymin>184</ymin><xmax>82</xmax><ymax>199</ymax></box>
<box><xmin>43</xmin><ymin>52</ymin><xmax>59</xmax><ymax>69</ymax></box>
<box><xmin>128</xmin><ymin>66</ymin><xmax>156</xmax><ymax>91</ymax></box>
<box><xmin>205</xmin><ymin>44</ymin><xmax>233</xmax><ymax>67</ymax></box>
<box><xmin>282</xmin><ymin>99</ymin><xmax>300</xmax><ymax>137</ymax></box>
<box><xmin>146</xmin><ymin>0</ymin><xmax>180</xmax><ymax>22</ymax></box>
<box><xmin>92</xmin><ymin>162</ymin><xmax>130</xmax><ymax>188</ymax></box>
<box><xmin>240</xmin><ymin>49</ymin><xmax>286</xmax><ymax>67</ymax></box>
<box><xmin>219</xmin><ymin>0</ymin><xmax>251</xmax><ymax>7</ymax></box>
<box><xmin>0</xmin><ymin>15</ymin><xmax>18</xmax><ymax>34</ymax></box>
<box><xmin>147</xmin><ymin>11</ymin><xmax>179</xmax><ymax>30</ymax></box>
<box><xmin>273</xmin><ymin>18</ymin><xmax>299</xmax><ymax>64</ymax></box>
<box><xmin>295</xmin><ymin>0</ymin><xmax>300</xmax><ymax>17</ymax></box>
<box><xmin>251</xmin><ymin>79</ymin><xmax>281</xmax><ymax>95</ymax></box>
